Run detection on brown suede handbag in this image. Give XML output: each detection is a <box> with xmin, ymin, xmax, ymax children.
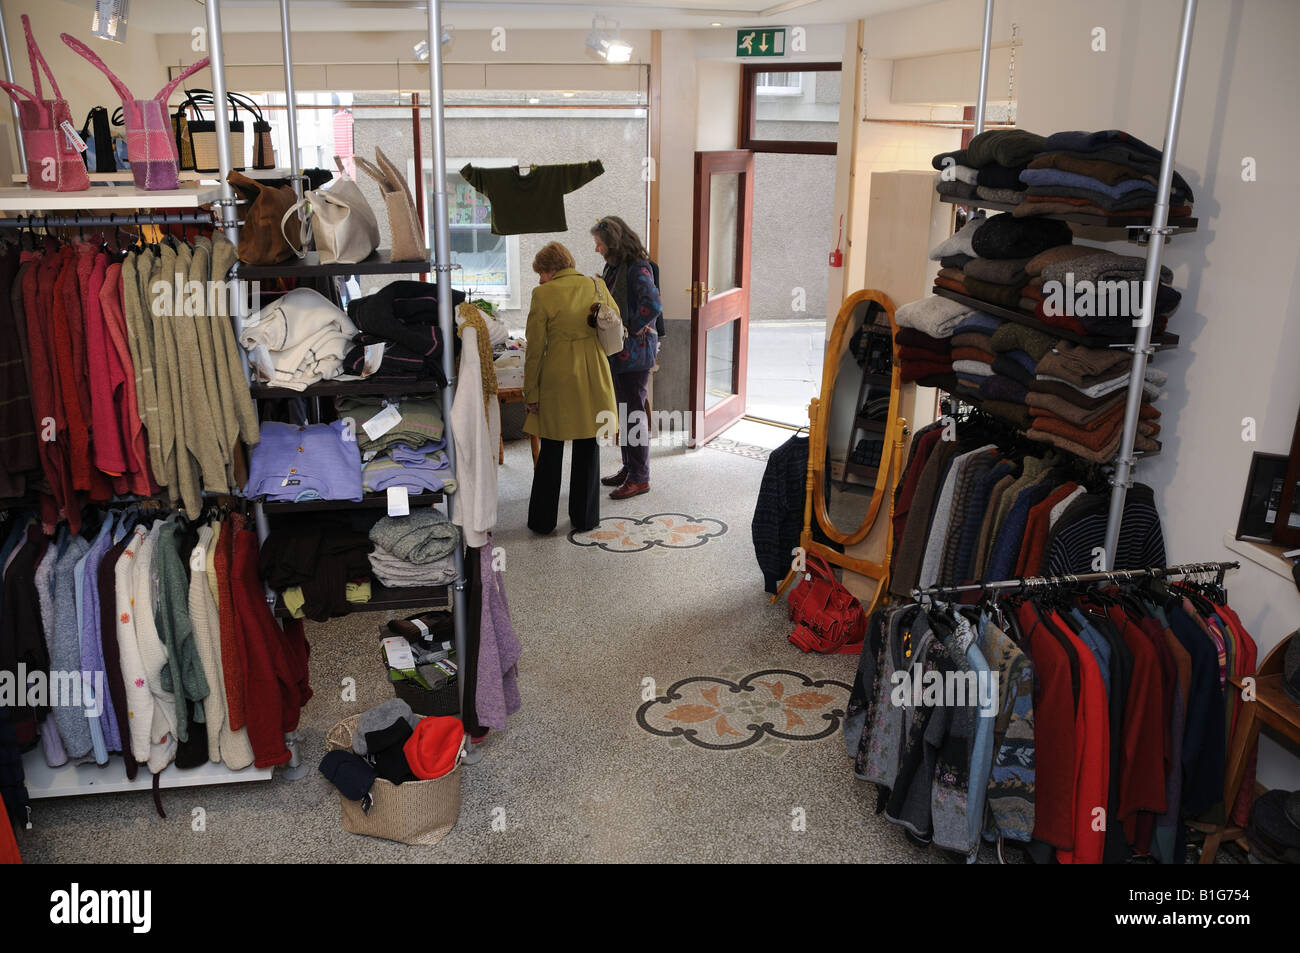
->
<box><xmin>227</xmin><ymin>170</ymin><xmax>300</xmax><ymax>265</ymax></box>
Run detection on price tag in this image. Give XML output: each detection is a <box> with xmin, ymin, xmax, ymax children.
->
<box><xmin>381</xmin><ymin>637</ymin><xmax>416</xmax><ymax>671</ymax></box>
<box><xmin>60</xmin><ymin>121</ymin><xmax>87</xmax><ymax>153</ymax></box>
<box><xmin>386</xmin><ymin>486</ymin><xmax>409</xmax><ymax>517</ymax></box>
<box><xmin>362</xmin><ymin>404</ymin><xmax>402</xmax><ymax>441</ymax></box>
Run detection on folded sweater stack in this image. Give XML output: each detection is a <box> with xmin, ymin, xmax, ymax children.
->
<box><xmin>368</xmin><ymin>510</ymin><xmax>461</xmax><ymax>588</ymax></box>
<box><xmin>1014</xmin><ymin>130</ymin><xmax>1195</xmax><ymax>220</ymax></box>
<box><xmin>932</xmin><ymin>128</ymin><xmax>1195</xmax><ymax>222</ymax></box>
<box><xmin>932</xmin><ymin>129</ymin><xmax>1047</xmax><ymax>205</ymax></box>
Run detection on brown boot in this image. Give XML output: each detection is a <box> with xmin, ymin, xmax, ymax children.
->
<box><xmin>601</xmin><ymin>467</ymin><xmax>628</xmax><ymax>487</ymax></box>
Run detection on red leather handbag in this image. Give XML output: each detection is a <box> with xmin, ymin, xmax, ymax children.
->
<box><xmin>787</xmin><ymin>553</ymin><xmax>867</xmax><ymax>654</ymax></box>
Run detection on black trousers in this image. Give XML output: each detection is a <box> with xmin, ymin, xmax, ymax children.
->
<box><xmin>529</xmin><ymin>436</ymin><xmax>600</xmax><ymax>533</ymax></box>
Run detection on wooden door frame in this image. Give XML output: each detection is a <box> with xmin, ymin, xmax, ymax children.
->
<box><xmin>690</xmin><ymin>148</ymin><xmax>755</xmax><ymax>446</ymax></box>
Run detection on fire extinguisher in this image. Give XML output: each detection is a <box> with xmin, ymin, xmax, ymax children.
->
<box><xmin>828</xmin><ymin>214</ymin><xmax>843</xmax><ymax>268</ymax></box>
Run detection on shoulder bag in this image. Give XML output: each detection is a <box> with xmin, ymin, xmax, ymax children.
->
<box><xmin>0</xmin><ymin>15</ymin><xmax>89</xmax><ymax>191</ymax></box>
<box><xmin>179</xmin><ymin>90</ymin><xmax>246</xmax><ymax>172</ymax></box>
<box><xmin>786</xmin><ymin>553</ymin><xmax>867</xmax><ymax>654</ymax></box>
<box><xmin>227</xmin><ymin>170</ymin><xmax>300</xmax><ymax>265</ymax></box>
<box><xmin>279</xmin><ymin>157</ymin><xmax>380</xmax><ymax>265</ymax></box>
<box><xmin>588</xmin><ymin>276</ymin><xmax>626</xmax><ymax>356</ymax></box>
<box><xmin>78</xmin><ymin>106</ymin><xmax>114</xmax><ymax>173</ymax></box>
<box><xmin>61</xmin><ymin>31</ymin><xmax>209</xmax><ymax>190</ymax></box>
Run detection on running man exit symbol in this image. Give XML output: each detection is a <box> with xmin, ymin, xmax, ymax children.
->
<box><xmin>737</xmin><ymin>28</ymin><xmax>786</xmax><ymax>58</ymax></box>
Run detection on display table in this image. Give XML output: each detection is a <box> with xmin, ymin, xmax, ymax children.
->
<box><xmin>497</xmin><ymin>388</ymin><xmax>540</xmax><ymax>465</ymax></box>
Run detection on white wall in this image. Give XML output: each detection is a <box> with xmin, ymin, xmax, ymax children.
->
<box><xmin>864</xmin><ymin>0</ymin><xmax>1300</xmax><ymax>792</ymax></box>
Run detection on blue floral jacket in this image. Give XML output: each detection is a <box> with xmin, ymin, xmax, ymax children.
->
<box><xmin>609</xmin><ymin>260</ymin><xmax>661</xmax><ymax>375</ymax></box>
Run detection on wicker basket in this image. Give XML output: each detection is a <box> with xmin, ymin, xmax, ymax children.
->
<box><xmin>325</xmin><ymin>714</ymin><xmax>462</xmax><ymax>846</ymax></box>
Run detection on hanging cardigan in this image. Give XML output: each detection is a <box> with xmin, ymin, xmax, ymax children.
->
<box><xmin>450</xmin><ymin>308</ymin><xmax>505</xmax><ymax>548</ymax></box>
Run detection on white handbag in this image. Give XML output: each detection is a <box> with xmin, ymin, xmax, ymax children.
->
<box><xmin>280</xmin><ymin>157</ymin><xmax>381</xmax><ymax>264</ymax></box>
<box><xmin>590</xmin><ymin>276</ymin><xmax>626</xmax><ymax>357</ymax></box>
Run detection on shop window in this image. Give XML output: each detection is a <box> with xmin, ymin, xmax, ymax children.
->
<box><xmin>739</xmin><ymin>63</ymin><xmax>841</xmax><ymax>155</ymax></box>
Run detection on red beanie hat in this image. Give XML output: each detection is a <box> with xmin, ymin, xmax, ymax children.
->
<box><xmin>402</xmin><ymin>716</ymin><xmax>465</xmax><ymax>780</ymax></box>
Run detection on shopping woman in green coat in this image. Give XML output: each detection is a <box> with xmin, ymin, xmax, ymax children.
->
<box><xmin>523</xmin><ymin>241</ymin><xmax>618</xmax><ymax>533</ymax></box>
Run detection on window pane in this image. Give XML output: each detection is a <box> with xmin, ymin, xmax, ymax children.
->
<box><xmin>753</xmin><ymin>69</ymin><xmax>840</xmax><ymax>142</ymax></box>
<box><xmin>708</xmin><ymin>172</ymin><xmax>740</xmax><ymax>294</ymax></box>
<box><xmin>705</xmin><ymin>322</ymin><xmax>737</xmax><ymax>409</ymax></box>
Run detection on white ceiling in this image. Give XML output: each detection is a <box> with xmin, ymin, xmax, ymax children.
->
<box><xmin>70</xmin><ymin>0</ymin><xmax>940</xmax><ymax>33</ymax></box>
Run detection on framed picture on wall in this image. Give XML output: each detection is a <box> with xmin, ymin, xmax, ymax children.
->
<box><xmin>1236</xmin><ymin>452</ymin><xmax>1292</xmax><ymax>542</ymax></box>
<box><xmin>1272</xmin><ymin>404</ymin><xmax>1300</xmax><ymax>547</ymax></box>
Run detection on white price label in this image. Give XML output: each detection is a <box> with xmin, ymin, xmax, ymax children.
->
<box><xmin>362</xmin><ymin>404</ymin><xmax>402</xmax><ymax>441</ymax></box>
<box><xmin>386</xmin><ymin>485</ymin><xmax>410</xmax><ymax>516</ymax></box>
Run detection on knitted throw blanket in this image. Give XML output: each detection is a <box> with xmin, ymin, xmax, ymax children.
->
<box><xmin>457</xmin><ymin>301</ymin><xmax>497</xmax><ymax>417</ymax></box>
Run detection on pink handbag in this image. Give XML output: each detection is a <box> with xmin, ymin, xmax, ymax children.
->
<box><xmin>61</xmin><ymin>33</ymin><xmax>209</xmax><ymax>191</ymax></box>
<box><xmin>0</xmin><ymin>16</ymin><xmax>89</xmax><ymax>192</ymax></box>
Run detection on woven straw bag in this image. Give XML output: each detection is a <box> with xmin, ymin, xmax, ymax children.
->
<box><xmin>325</xmin><ymin>714</ymin><xmax>462</xmax><ymax>846</ymax></box>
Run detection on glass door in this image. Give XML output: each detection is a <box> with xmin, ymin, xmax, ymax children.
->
<box><xmin>690</xmin><ymin>150</ymin><xmax>755</xmax><ymax>445</ymax></box>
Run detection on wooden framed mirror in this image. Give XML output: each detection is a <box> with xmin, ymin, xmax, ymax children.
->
<box><xmin>771</xmin><ymin>289</ymin><xmax>909</xmax><ymax>616</ymax></box>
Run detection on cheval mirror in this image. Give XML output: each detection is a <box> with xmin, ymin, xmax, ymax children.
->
<box><xmin>771</xmin><ymin>289</ymin><xmax>908</xmax><ymax>616</ymax></box>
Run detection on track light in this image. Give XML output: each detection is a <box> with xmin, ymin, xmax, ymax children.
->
<box><xmin>586</xmin><ymin>16</ymin><xmax>633</xmax><ymax>64</ymax></box>
<box><xmin>414</xmin><ymin>27</ymin><xmax>453</xmax><ymax>61</ymax></box>
<box><xmin>91</xmin><ymin>0</ymin><xmax>129</xmax><ymax>43</ymax></box>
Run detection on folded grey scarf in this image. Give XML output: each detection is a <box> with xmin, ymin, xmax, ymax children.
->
<box><xmin>369</xmin><ymin>510</ymin><xmax>461</xmax><ymax>565</ymax></box>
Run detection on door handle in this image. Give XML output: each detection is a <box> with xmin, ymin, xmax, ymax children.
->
<box><xmin>685</xmin><ymin>282</ymin><xmax>716</xmax><ymax>308</ymax></box>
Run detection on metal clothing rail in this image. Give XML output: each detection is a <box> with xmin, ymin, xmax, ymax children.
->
<box><xmin>969</xmin><ymin>0</ymin><xmax>1199</xmax><ymax>569</ymax></box>
<box><xmin>911</xmin><ymin>560</ymin><xmax>1238</xmax><ymax>602</ymax></box>
<box><xmin>0</xmin><ymin>211</ymin><xmax>216</xmax><ymax>229</ymax></box>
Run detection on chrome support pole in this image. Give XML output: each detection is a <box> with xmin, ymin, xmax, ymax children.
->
<box><xmin>973</xmin><ymin>0</ymin><xmax>994</xmax><ymax>136</ymax></box>
<box><xmin>0</xmin><ymin>0</ymin><xmax>26</xmax><ymax>173</ymax></box>
<box><xmin>278</xmin><ymin>0</ymin><xmax>302</xmax><ymax>198</ymax></box>
<box><xmin>1101</xmin><ymin>0</ymin><xmax>1197</xmax><ymax>566</ymax></box>
<box><xmin>205</xmin><ymin>0</ymin><xmax>238</xmax><ymax>245</ymax></box>
<box><xmin>426</xmin><ymin>0</ymin><xmax>477</xmax><ymax>759</ymax></box>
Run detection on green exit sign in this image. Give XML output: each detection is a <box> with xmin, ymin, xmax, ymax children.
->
<box><xmin>736</xmin><ymin>28</ymin><xmax>785</xmax><ymax>58</ymax></box>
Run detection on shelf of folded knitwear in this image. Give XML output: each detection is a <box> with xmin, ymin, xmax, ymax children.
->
<box><xmin>931</xmin><ymin>288</ymin><xmax>1180</xmax><ymax>351</ymax></box>
<box><xmin>939</xmin><ymin>194</ymin><xmax>1198</xmax><ymax>233</ymax></box>
<box><xmin>230</xmin><ymin>249</ymin><xmax>434</xmax><ymax>279</ymax></box>
<box><xmin>943</xmin><ymin>387</ymin><xmax>1162</xmax><ymax>461</ymax></box>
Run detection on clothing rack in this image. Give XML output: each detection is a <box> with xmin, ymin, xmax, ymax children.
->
<box><xmin>911</xmin><ymin>559</ymin><xmax>1238</xmax><ymax>602</ymax></box>
<box><xmin>966</xmin><ymin>0</ymin><xmax>1198</xmax><ymax>569</ymax></box>
<box><xmin>0</xmin><ymin>211</ymin><xmax>216</xmax><ymax>229</ymax></box>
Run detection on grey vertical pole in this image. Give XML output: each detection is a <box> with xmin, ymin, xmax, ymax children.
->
<box><xmin>426</xmin><ymin>0</ymin><xmax>475</xmax><ymax>757</ymax></box>
<box><xmin>0</xmin><ymin>0</ymin><xmax>26</xmax><ymax>173</ymax></box>
<box><xmin>277</xmin><ymin>0</ymin><xmax>301</xmax><ymax>198</ymax></box>
<box><xmin>1101</xmin><ymin>0</ymin><xmax>1197</xmax><ymax>566</ymax></box>
<box><xmin>973</xmin><ymin>0</ymin><xmax>993</xmax><ymax>136</ymax></box>
<box><xmin>206</xmin><ymin>0</ymin><xmax>238</xmax><ymax>246</ymax></box>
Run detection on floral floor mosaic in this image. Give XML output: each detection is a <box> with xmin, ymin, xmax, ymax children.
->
<box><xmin>568</xmin><ymin>513</ymin><xmax>727</xmax><ymax>552</ymax></box>
<box><xmin>636</xmin><ymin>668</ymin><xmax>852</xmax><ymax>755</ymax></box>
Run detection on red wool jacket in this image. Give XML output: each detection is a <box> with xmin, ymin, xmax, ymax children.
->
<box><xmin>1050</xmin><ymin>608</ymin><xmax>1109</xmax><ymax>865</ymax></box>
<box><xmin>1018</xmin><ymin>600</ymin><xmax>1078</xmax><ymax>851</ymax></box>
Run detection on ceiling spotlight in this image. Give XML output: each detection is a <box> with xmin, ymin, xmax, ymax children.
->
<box><xmin>586</xmin><ymin>16</ymin><xmax>634</xmax><ymax>64</ymax></box>
<box><xmin>711</xmin><ymin>22</ymin><xmax>723</xmax><ymax>27</ymax></box>
<box><xmin>91</xmin><ymin>0</ymin><xmax>129</xmax><ymax>43</ymax></box>
<box><xmin>414</xmin><ymin>27</ymin><xmax>453</xmax><ymax>61</ymax></box>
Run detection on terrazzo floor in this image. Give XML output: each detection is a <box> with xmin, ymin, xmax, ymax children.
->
<box><xmin>15</xmin><ymin>427</ymin><xmax>1001</xmax><ymax>864</ymax></box>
